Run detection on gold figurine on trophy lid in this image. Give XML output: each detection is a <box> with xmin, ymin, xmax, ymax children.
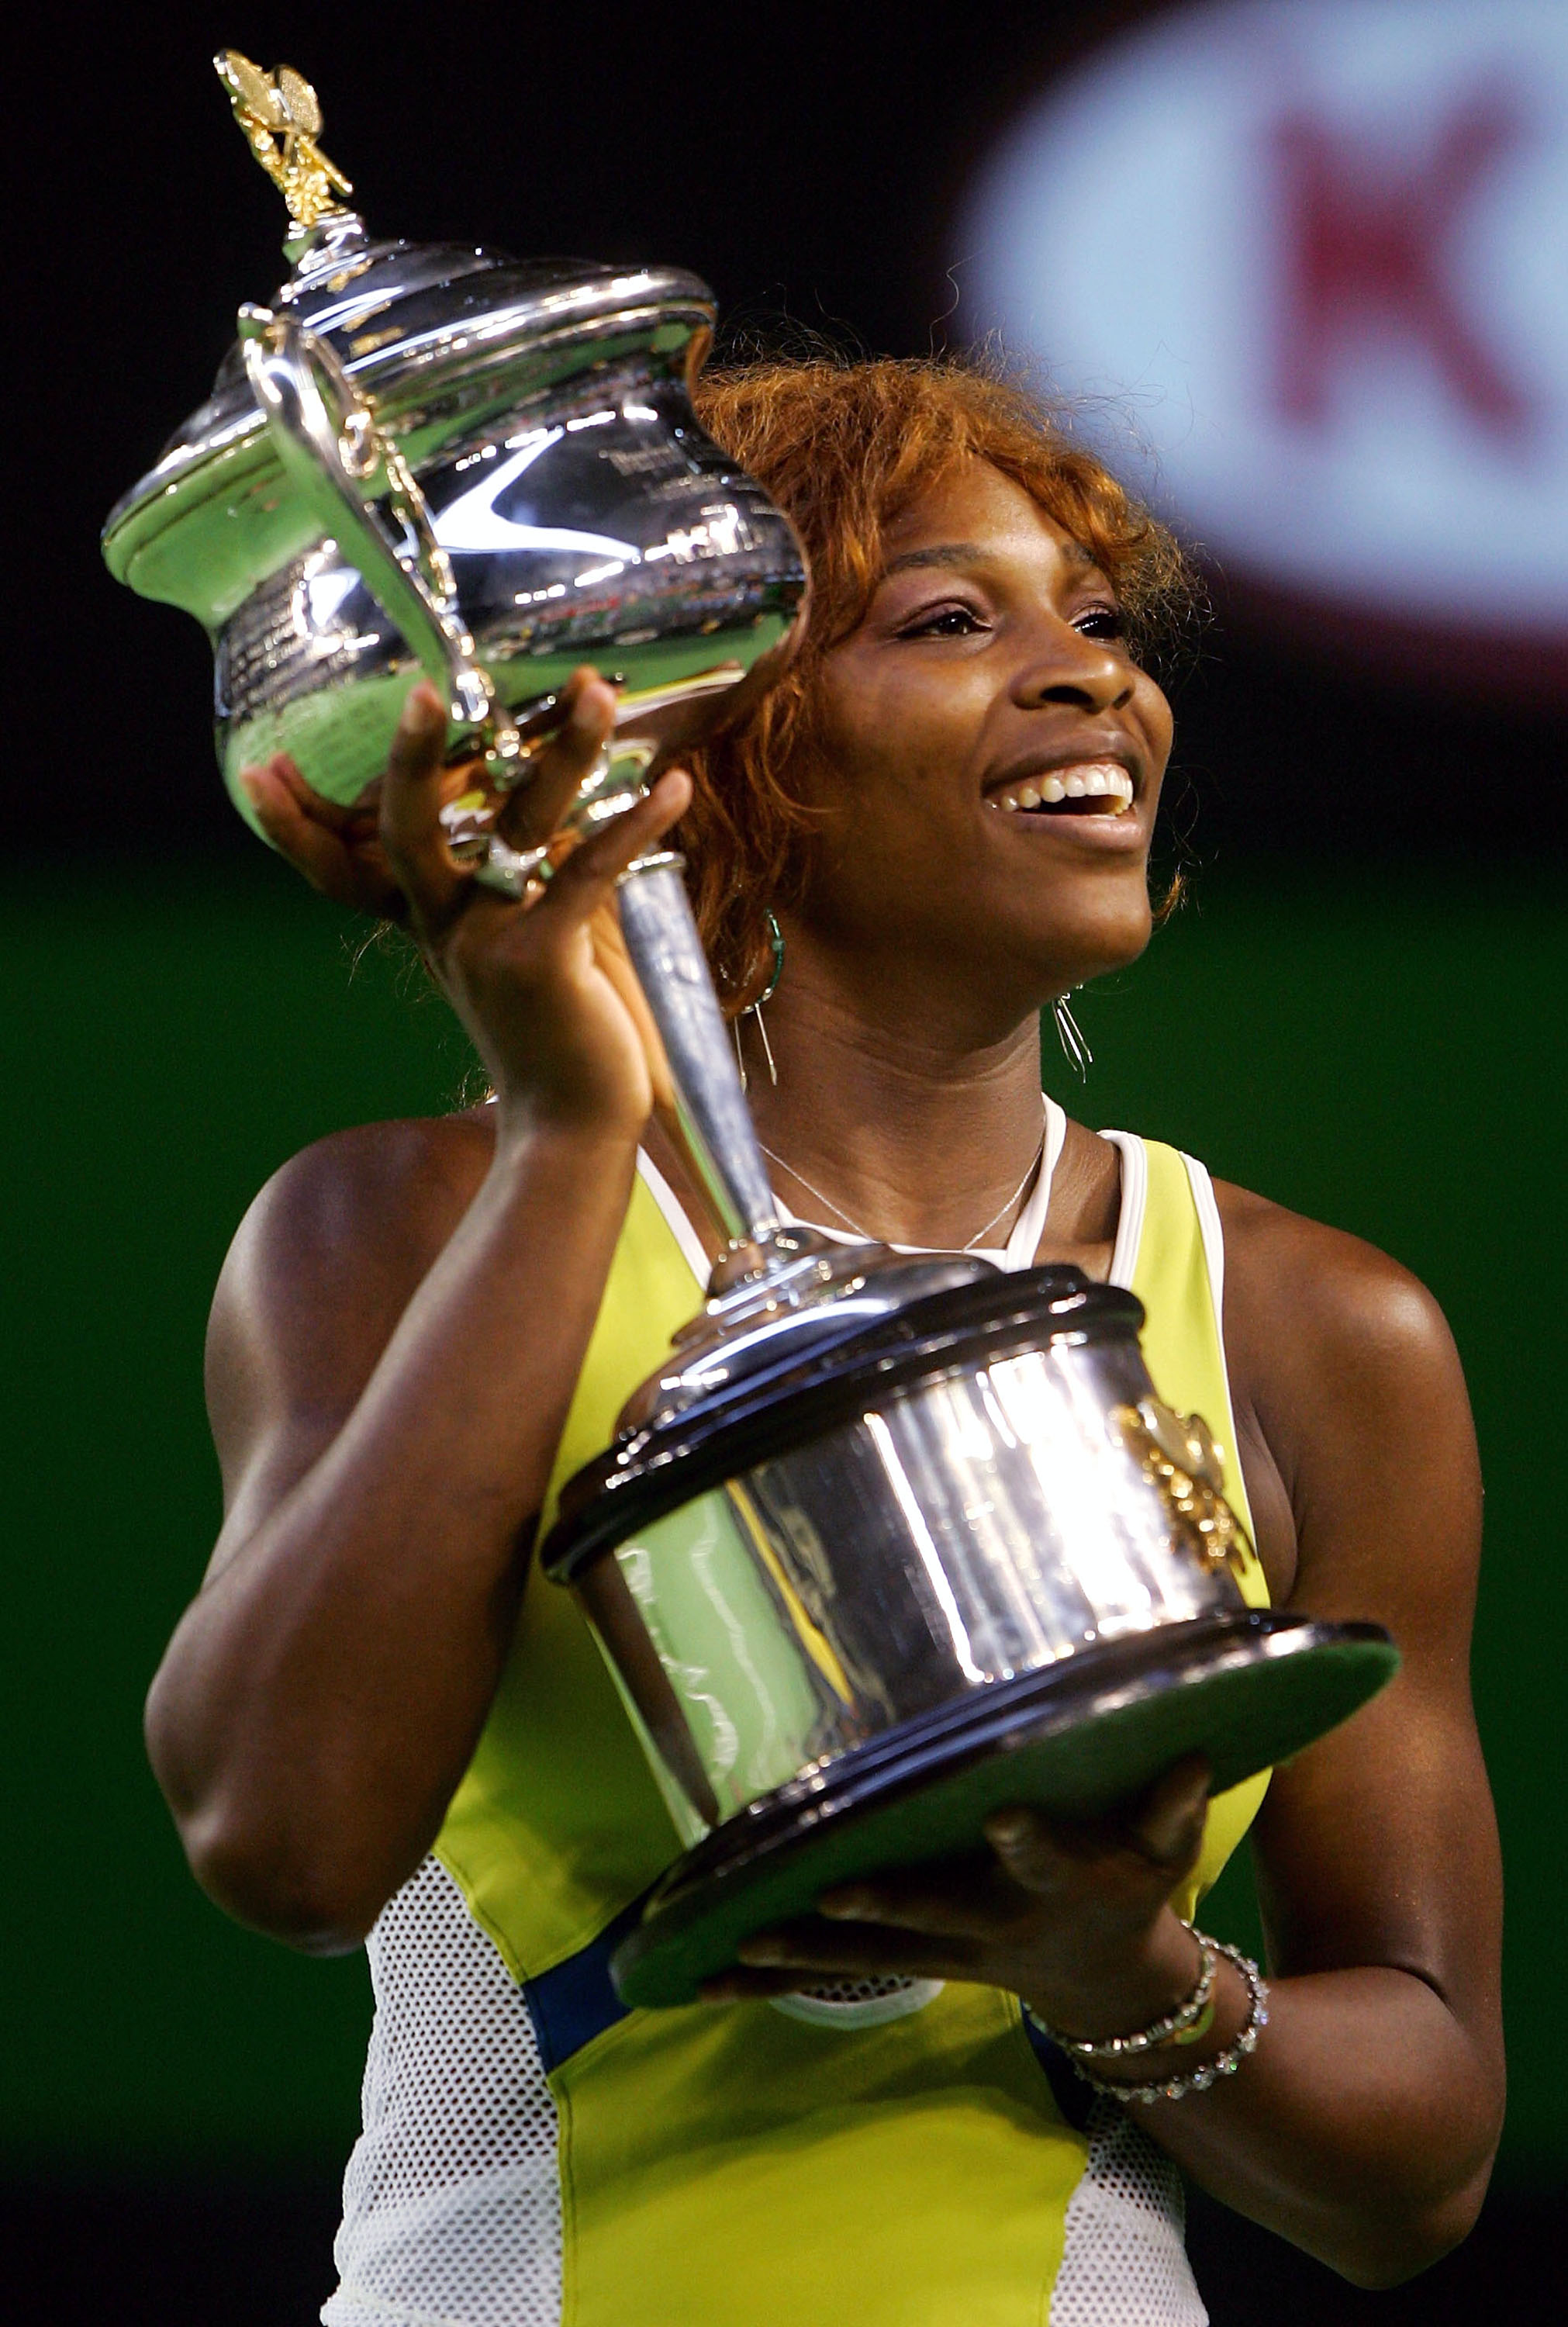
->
<box><xmin>215</xmin><ymin>50</ymin><xmax>357</xmax><ymax>254</ymax></box>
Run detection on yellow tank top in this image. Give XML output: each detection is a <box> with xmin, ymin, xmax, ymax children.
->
<box><xmin>432</xmin><ymin>1133</ymin><xmax>1269</xmax><ymax>2326</ymax></box>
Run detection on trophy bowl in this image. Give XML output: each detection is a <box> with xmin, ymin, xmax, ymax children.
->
<box><xmin>541</xmin><ymin>1266</ymin><xmax>1396</xmax><ymax>2007</ymax></box>
<box><xmin>102</xmin><ymin>58</ymin><xmax>809</xmax><ymax>885</ymax></box>
<box><xmin>106</xmin><ymin>54</ymin><xmax>1398</xmax><ymax>2012</ymax></box>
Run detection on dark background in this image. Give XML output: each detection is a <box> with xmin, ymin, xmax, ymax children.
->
<box><xmin>5</xmin><ymin>2</ymin><xmax>1564</xmax><ymax>2322</ymax></box>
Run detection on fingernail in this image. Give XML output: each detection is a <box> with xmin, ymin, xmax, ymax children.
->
<box><xmin>237</xmin><ymin>769</ymin><xmax>264</xmax><ymax>804</ymax></box>
<box><xmin>403</xmin><ymin>688</ymin><xmax>443</xmax><ymax>733</ymax></box>
<box><xmin>986</xmin><ymin>1809</ymin><xmax>1034</xmax><ymax>1846</ymax></box>
<box><xmin>736</xmin><ymin>1935</ymin><xmax>788</xmax><ymax>1966</ymax></box>
<box><xmin>1145</xmin><ymin>1814</ymin><xmax>1194</xmax><ymax>1861</ymax></box>
<box><xmin>817</xmin><ymin>1888</ymin><xmax>876</xmax><ymax>1920</ymax></box>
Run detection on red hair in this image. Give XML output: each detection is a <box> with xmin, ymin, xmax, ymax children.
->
<box><xmin>681</xmin><ymin>358</ymin><xmax>1195</xmax><ymax>1009</ymax></box>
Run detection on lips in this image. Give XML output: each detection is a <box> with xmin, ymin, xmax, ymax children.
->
<box><xmin>986</xmin><ymin>759</ymin><xmax>1135</xmax><ymax>818</ymax></box>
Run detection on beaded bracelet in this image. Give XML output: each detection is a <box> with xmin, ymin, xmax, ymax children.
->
<box><xmin>1041</xmin><ymin>1925</ymin><xmax>1218</xmax><ymax>2062</ymax></box>
<box><xmin>1075</xmin><ymin>1938</ymin><xmax>1269</xmax><ymax>2106</ymax></box>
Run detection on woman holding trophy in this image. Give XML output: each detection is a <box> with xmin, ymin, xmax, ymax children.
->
<box><xmin>116</xmin><ymin>58</ymin><xmax>1502</xmax><ymax>2327</ymax></box>
<box><xmin>136</xmin><ymin>361</ymin><xmax>1499</xmax><ymax>2325</ymax></box>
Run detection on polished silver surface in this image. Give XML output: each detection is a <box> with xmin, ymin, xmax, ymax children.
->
<box><xmin>103</xmin><ymin>78</ymin><xmax>809</xmax><ymax>1268</ymax></box>
<box><xmin>102</xmin><ymin>150</ymin><xmax>806</xmax><ymax>852</ymax></box>
<box><xmin>575</xmin><ymin>1326</ymin><xmax>1250</xmax><ymax>1845</ymax></box>
<box><xmin>104</xmin><ymin>247</ymin><xmax>804</xmax><ymax>843</ymax></box>
<box><xmin>235</xmin><ymin>301</ymin><xmax>522</xmax><ymax>764</ymax></box>
<box><xmin>617</xmin><ymin>860</ymin><xmax>780</xmax><ymax>1246</ymax></box>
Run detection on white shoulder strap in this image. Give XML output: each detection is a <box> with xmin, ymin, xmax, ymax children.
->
<box><xmin>634</xmin><ymin>1150</ymin><xmax>710</xmax><ymax>1288</ymax></box>
<box><xmin>1001</xmin><ymin>1096</ymin><xmax>1067</xmax><ymax>1270</ymax></box>
<box><xmin>1095</xmin><ymin>1129</ymin><xmax>1147</xmax><ymax>1290</ymax></box>
<box><xmin>1180</xmin><ymin>1151</ymin><xmax>1227</xmax><ymax>1331</ymax></box>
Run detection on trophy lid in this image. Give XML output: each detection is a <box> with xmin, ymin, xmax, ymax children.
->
<box><xmin>102</xmin><ymin>52</ymin><xmax>714</xmax><ymax>623</ymax></box>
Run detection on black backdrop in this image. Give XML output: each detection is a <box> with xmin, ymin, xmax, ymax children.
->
<box><xmin>22</xmin><ymin>0</ymin><xmax>1568</xmax><ymax>873</ymax></box>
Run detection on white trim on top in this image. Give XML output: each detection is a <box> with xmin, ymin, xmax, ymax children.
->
<box><xmin>635</xmin><ymin>1149</ymin><xmax>710</xmax><ymax>1289</ymax></box>
<box><xmin>640</xmin><ymin>1098</ymin><xmax>1069</xmax><ymax>1280</ymax></box>
<box><xmin>1096</xmin><ymin>1130</ymin><xmax>1147</xmax><ymax>1291</ymax></box>
<box><xmin>1181</xmin><ymin>1153</ymin><xmax>1226</xmax><ymax>1332</ymax></box>
<box><xmin>1005</xmin><ymin>1095</ymin><xmax>1067</xmax><ymax>1271</ymax></box>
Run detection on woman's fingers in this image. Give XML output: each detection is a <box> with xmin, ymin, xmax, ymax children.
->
<box><xmin>377</xmin><ymin>669</ymin><xmax>674</xmax><ymax>942</ymax></box>
<box><xmin>240</xmin><ymin>760</ymin><xmax>346</xmax><ymax>890</ymax></box>
<box><xmin>817</xmin><ymin>1858</ymin><xmax>1013</xmax><ymax>1939</ymax></box>
<box><xmin>981</xmin><ymin>1805</ymin><xmax>1084</xmax><ymax>1894</ymax></box>
<box><xmin>698</xmin><ymin>1758</ymin><xmax>1218</xmax><ymax>2009</ymax></box>
<box><xmin>803</xmin><ymin>1758</ymin><xmax>1214</xmax><ymax>1955</ymax></box>
<box><xmin>537</xmin><ymin>766</ymin><xmax>692</xmax><ymax>921</ymax></box>
<box><xmin>496</xmin><ymin>668</ymin><xmax>620</xmax><ymax>848</ymax></box>
<box><xmin>240</xmin><ymin>757</ymin><xmax>406</xmax><ymax>918</ymax></box>
<box><xmin>732</xmin><ymin>1916</ymin><xmax>957</xmax><ymax>1981</ymax></box>
<box><xmin>240</xmin><ymin>664</ymin><xmax>658</xmax><ymax>939</ymax></box>
<box><xmin>378</xmin><ymin>683</ymin><xmax>475</xmax><ymax>934</ymax></box>
<box><xmin>1122</xmin><ymin>1755</ymin><xmax>1211</xmax><ymax>1872</ymax></box>
<box><xmin>982</xmin><ymin>1756</ymin><xmax>1212</xmax><ymax>1897</ymax></box>
<box><xmin>699</xmin><ymin>1966</ymin><xmax>810</xmax><ymax>2003</ymax></box>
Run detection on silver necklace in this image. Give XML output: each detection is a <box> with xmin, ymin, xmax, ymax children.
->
<box><xmin>758</xmin><ymin>1101</ymin><xmax>1049</xmax><ymax>1253</ymax></box>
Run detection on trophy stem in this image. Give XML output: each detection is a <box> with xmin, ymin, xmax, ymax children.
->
<box><xmin>616</xmin><ymin>856</ymin><xmax>781</xmax><ymax>1257</ymax></box>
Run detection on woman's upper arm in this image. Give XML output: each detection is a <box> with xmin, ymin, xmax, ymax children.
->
<box><xmin>1220</xmin><ymin>1190</ymin><xmax>1503</xmax><ymax>2096</ymax></box>
<box><xmin>202</xmin><ymin>1115</ymin><xmax>491</xmax><ymax>1574</ymax></box>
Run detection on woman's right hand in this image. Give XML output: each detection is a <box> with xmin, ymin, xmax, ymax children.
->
<box><xmin>240</xmin><ymin>669</ymin><xmax>687</xmax><ymax>1143</ymax></box>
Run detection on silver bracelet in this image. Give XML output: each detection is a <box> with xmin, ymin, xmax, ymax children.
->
<box><xmin>1030</xmin><ymin>1924</ymin><xmax>1217</xmax><ymax>2061</ymax></box>
<box><xmin>1074</xmin><ymin>1938</ymin><xmax>1269</xmax><ymax>2105</ymax></box>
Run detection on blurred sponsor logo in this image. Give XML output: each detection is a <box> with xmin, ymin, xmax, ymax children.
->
<box><xmin>963</xmin><ymin>0</ymin><xmax>1568</xmax><ymax>661</ymax></box>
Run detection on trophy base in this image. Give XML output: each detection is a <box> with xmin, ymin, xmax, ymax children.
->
<box><xmin>610</xmin><ymin>1611</ymin><xmax>1396</xmax><ymax>2007</ymax></box>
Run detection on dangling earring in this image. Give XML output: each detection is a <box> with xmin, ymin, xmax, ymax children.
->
<box><xmin>734</xmin><ymin>913</ymin><xmax>785</xmax><ymax>1092</ymax></box>
<box><xmin>1052</xmin><ymin>993</ymin><xmax>1093</xmax><ymax>1078</ymax></box>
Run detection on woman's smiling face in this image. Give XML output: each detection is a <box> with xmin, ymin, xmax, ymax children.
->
<box><xmin>792</xmin><ymin>458</ymin><xmax>1176</xmax><ymax>1020</ymax></box>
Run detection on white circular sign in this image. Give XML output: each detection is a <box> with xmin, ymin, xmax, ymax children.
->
<box><xmin>961</xmin><ymin>0</ymin><xmax>1568</xmax><ymax>634</ymax></box>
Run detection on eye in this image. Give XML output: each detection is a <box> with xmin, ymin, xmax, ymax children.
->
<box><xmin>1074</xmin><ymin>603</ymin><xmax>1126</xmax><ymax>642</ymax></box>
<box><xmin>897</xmin><ymin>600</ymin><xmax>989</xmax><ymax>640</ymax></box>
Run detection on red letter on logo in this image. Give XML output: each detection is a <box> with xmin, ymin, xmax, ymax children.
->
<box><xmin>1272</xmin><ymin>95</ymin><xmax>1529</xmax><ymax>435</ymax></box>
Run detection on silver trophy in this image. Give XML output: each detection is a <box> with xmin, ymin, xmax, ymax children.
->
<box><xmin>105</xmin><ymin>55</ymin><xmax>1397</xmax><ymax>2008</ymax></box>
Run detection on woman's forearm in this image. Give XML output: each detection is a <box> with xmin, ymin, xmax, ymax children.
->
<box><xmin>1125</xmin><ymin>1962</ymin><xmax>1502</xmax><ymax>2284</ymax></box>
<box><xmin>146</xmin><ymin>1119</ymin><xmax>640</xmax><ymax>1949</ymax></box>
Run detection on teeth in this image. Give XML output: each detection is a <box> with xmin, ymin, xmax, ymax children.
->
<box><xmin>986</xmin><ymin>763</ymin><xmax>1136</xmax><ymax>814</ymax></box>
<box><xmin>1079</xmin><ymin>761</ymin><xmax>1136</xmax><ymax>812</ymax></box>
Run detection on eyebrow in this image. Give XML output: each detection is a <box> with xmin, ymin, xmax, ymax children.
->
<box><xmin>879</xmin><ymin>538</ymin><xmax>1100</xmax><ymax>580</ymax></box>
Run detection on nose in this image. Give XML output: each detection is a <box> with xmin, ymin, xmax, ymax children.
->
<box><xmin>1013</xmin><ymin>623</ymin><xmax>1133</xmax><ymax>716</ymax></box>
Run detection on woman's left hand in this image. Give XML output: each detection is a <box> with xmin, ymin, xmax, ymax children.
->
<box><xmin>702</xmin><ymin>1755</ymin><xmax>1212</xmax><ymax>2037</ymax></box>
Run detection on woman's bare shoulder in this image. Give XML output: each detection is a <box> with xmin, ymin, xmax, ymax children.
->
<box><xmin>1212</xmin><ymin>1177</ymin><xmax>1457</xmax><ymax>1373</ymax></box>
<box><xmin>226</xmin><ymin>1108</ymin><xmax>495</xmax><ymax>1296</ymax></box>
<box><xmin>1210</xmin><ymin>1176</ymin><xmax>1474</xmax><ymax>1597</ymax></box>
<box><xmin>206</xmin><ymin>1110</ymin><xmax>499</xmax><ymax>1447</ymax></box>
